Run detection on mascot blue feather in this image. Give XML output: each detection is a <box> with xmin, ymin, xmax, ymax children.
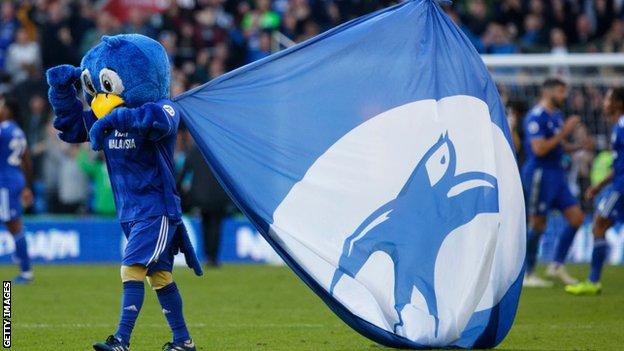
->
<box><xmin>46</xmin><ymin>34</ymin><xmax>202</xmax><ymax>277</ymax></box>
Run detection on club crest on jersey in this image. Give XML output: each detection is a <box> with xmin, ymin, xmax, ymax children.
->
<box><xmin>163</xmin><ymin>105</ymin><xmax>175</xmax><ymax>117</ymax></box>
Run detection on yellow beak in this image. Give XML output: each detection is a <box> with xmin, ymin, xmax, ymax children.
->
<box><xmin>91</xmin><ymin>93</ymin><xmax>125</xmax><ymax>119</ymax></box>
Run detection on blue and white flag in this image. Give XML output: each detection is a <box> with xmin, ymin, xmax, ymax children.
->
<box><xmin>175</xmin><ymin>0</ymin><xmax>525</xmax><ymax>348</ymax></box>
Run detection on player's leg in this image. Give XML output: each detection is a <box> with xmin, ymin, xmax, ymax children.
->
<box><xmin>588</xmin><ymin>216</ymin><xmax>610</xmax><ymax>285</ymax></box>
<box><xmin>565</xmin><ymin>190</ymin><xmax>619</xmax><ymax>295</ymax></box>
<box><xmin>565</xmin><ymin>215</ymin><xmax>610</xmax><ymax>295</ymax></box>
<box><xmin>146</xmin><ymin>221</ymin><xmax>196</xmax><ymax>351</ymax></box>
<box><xmin>1</xmin><ymin>186</ymin><xmax>32</xmax><ymax>284</ymax></box>
<box><xmin>524</xmin><ymin>214</ymin><xmax>553</xmax><ymax>287</ymax></box>
<box><xmin>523</xmin><ymin>168</ymin><xmax>553</xmax><ymax>287</ymax></box>
<box><xmin>546</xmin><ymin>196</ymin><xmax>584</xmax><ymax>285</ymax></box>
<box><xmin>5</xmin><ymin>218</ymin><xmax>33</xmax><ymax>284</ymax></box>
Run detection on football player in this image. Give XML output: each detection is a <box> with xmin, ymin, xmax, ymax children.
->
<box><xmin>522</xmin><ymin>78</ymin><xmax>584</xmax><ymax>287</ymax></box>
<box><xmin>0</xmin><ymin>96</ymin><xmax>33</xmax><ymax>284</ymax></box>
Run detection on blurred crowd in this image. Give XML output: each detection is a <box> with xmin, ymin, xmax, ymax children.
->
<box><xmin>0</xmin><ymin>0</ymin><xmax>622</xmax><ymax>217</ymax></box>
<box><xmin>447</xmin><ymin>0</ymin><xmax>624</xmax><ymax>55</ymax></box>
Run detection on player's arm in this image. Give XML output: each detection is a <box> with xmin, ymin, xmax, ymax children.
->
<box><xmin>20</xmin><ymin>147</ymin><xmax>34</xmax><ymax>207</ymax></box>
<box><xmin>530</xmin><ymin>115</ymin><xmax>580</xmax><ymax>157</ymax></box>
<box><xmin>46</xmin><ymin>65</ymin><xmax>97</xmax><ymax>143</ymax></box>
<box><xmin>586</xmin><ymin>171</ymin><xmax>614</xmax><ymax>201</ymax></box>
<box><xmin>89</xmin><ymin>101</ymin><xmax>179</xmax><ymax>150</ymax></box>
<box><xmin>562</xmin><ymin>133</ymin><xmax>594</xmax><ymax>153</ymax></box>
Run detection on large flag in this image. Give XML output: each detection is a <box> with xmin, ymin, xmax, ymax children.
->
<box><xmin>175</xmin><ymin>0</ymin><xmax>525</xmax><ymax>348</ymax></box>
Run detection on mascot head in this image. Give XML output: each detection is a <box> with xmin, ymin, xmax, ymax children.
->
<box><xmin>80</xmin><ymin>34</ymin><xmax>170</xmax><ymax>118</ymax></box>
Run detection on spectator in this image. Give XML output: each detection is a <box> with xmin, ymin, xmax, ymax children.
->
<box><xmin>550</xmin><ymin>28</ymin><xmax>568</xmax><ymax>55</ymax></box>
<box><xmin>572</xmin><ymin>14</ymin><xmax>594</xmax><ymax>49</ymax></box>
<box><xmin>483</xmin><ymin>23</ymin><xmax>517</xmax><ymax>54</ymax></box>
<box><xmin>79</xmin><ymin>11</ymin><xmax>120</xmax><ymax>55</ymax></box>
<box><xmin>122</xmin><ymin>8</ymin><xmax>155</xmax><ymax>38</ymax></box>
<box><xmin>22</xmin><ymin>94</ymin><xmax>47</xmax><ymax>147</ymax></box>
<box><xmin>0</xmin><ymin>1</ymin><xmax>19</xmax><ymax>69</ymax></box>
<box><xmin>57</xmin><ymin>145</ymin><xmax>88</xmax><ymax>213</ymax></box>
<box><xmin>177</xmin><ymin>138</ymin><xmax>234</xmax><ymax>267</ymax></box>
<box><xmin>32</xmin><ymin>119</ymin><xmax>65</xmax><ymax>213</ymax></box>
<box><xmin>520</xmin><ymin>14</ymin><xmax>545</xmax><ymax>52</ymax></box>
<box><xmin>242</xmin><ymin>0</ymin><xmax>280</xmax><ymax>33</ymax></box>
<box><xmin>591</xmin><ymin>0</ymin><xmax>615</xmax><ymax>39</ymax></box>
<box><xmin>462</xmin><ymin>0</ymin><xmax>490</xmax><ymax>37</ymax></box>
<box><xmin>247</xmin><ymin>29</ymin><xmax>272</xmax><ymax>62</ymax></box>
<box><xmin>495</xmin><ymin>0</ymin><xmax>523</xmax><ymax>32</ymax></box>
<box><xmin>11</xmin><ymin>64</ymin><xmax>47</xmax><ymax>120</ymax></box>
<box><xmin>550</xmin><ymin>28</ymin><xmax>569</xmax><ymax>76</ymax></box>
<box><xmin>23</xmin><ymin>95</ymin><xmax>47</xmax><ymax>185</ymax></box>
<box><xmin>76</xmin><ymin>147</ymin><xmax>116</xmax><ymax>216</ymax></box>
<box><xmin>570</xmin><ymin>124</ymin><xmax>595</xmax><ymax>212</ymax></box>
<box><xmin>38</xmin><ymin>0</ymin><xmax>79</xmax><ymax>68</ymax></box>
<box><xmin>6</xmin><ymin>27</ymin><xmax>40</xmax><ymax>84</ymax></box>
<box><xmin>601</xmin><ymin>19</ymin><xmax>624</xmax><ymax>53</ymax></box>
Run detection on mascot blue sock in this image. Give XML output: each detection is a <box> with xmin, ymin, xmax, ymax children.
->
<box><xmin>157</xmin><ymin>283</ymin><xmax>190</xmax><ymax>343</ymax></box>
<box><xmin>115</xmin><ymin>281</ymin><xmax>145</xmax><ymax>345</ymax></box>
<box><xmin>156</xmin><ymin>283</ymin><xmax>191</xmax><ymax>343</ymax></box>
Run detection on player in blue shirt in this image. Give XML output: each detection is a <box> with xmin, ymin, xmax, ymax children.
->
<box><xmin>522</xmin><ymin>78</ymin><xmax>585</xmax><ymax>287</ymax></box>
<box><xmin>0</xmin><ymin>96</ymin><xmax>34</xmax><ymax>284</ymax></box>
<box><xmin>47</xmin><ymin>35</ymin><xmax>201</xmax><ymax>351</ymax></box>
<box><xmin>566</xmin><ymin>87</ymin><xmax>624</xmax><ymax>295</ymax></box>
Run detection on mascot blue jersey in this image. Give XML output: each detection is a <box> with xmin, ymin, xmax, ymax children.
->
<box><xmin>611</xmin><ymin>116</ymin><xmax>624</xmax><ymax>193</ymax></box>
<box><xmin>63</xmin><ymin>100</ymin><xmax>182</xmax><ymax>222</ymax></box>
<box><xmin>101</xmin><ymin>100</ymin><xmax>182</xmax><ymax>222</ymax></box>
<box><xmin>0</xmin><ymin>121</ymin><xmax>26</xmax><ymax>189</ymax></box>
<box><xmin>523</xmin><ymin>105</ymin><xmax>564</xmax><ymax>170</ymax></box>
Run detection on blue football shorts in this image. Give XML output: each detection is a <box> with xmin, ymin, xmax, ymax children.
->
<box><xmin>0</xmin><ymin>185</ymin><xmax>22</xmax><ymax>222</ymax></box>
<box><xmin>522</xmin><ymin>167</ymin><xmax>578</xmax><ymax>216</ymax></box>
<box><xmin>121</xmin><ymin>215</ymin><xmax>180</xmax><ymax>274</ymax></box>
<box><xmin>596</xmin><ymin>185</ymin><xmax>624</xmax><ymax>223</ymax></box>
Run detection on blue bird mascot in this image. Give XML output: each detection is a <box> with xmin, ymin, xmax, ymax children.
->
<box><xmin>46</xmin><ymin>34</ymin><xmax>201</xmax><ymax>351</ymax></box>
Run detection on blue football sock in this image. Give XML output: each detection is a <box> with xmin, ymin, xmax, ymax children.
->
<box><xmin>13</xmin><ymin>232</ymin><xmax>31</xmax><ymax>274</ymax></box>
<box><xmin>553</xmin><ymin>225</ymin><xmax>578</xmax><ymax>265</ymax></box>
<box><xmin>156</xmin><ymin>282</ymin><xmax>190</xmax><ymax>343</ymax></box>
<box><xmin>114</xmin><ymin>281</ymin><xmax>145</xmax><ymax>345</ymax></box>
<box><xmin>525</xmin><ymin>228</ymin><xmax>542</xmax><ymax>274</ymax></box>
<box><xmin>589</xmin><ymin>237</ymin><xmax>608</xmax><ymax>283</ymax></box>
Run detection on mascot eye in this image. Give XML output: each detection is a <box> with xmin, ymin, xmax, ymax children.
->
<box><xmin>425</xmin><ymin>142</ymin><xmax>450</xmax><ymax>186</ymax></box>
<box><xmin>80</xmin><ymin>70</ymin><xmax>96</xmax><ymax>96</ymax></box>
<box><xmin>98</xmin><ymin>68</ymin><xmax>125</xmax><ymax>95</ymax></box>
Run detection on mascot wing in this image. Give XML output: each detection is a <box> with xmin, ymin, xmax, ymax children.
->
<box><xmin>174</xmin><ymin>0</ymin><xmax>525</xmax><ymax>348</ymax></box>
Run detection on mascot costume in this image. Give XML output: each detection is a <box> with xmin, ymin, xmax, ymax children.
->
<box><xmin>47</xmin><ymin>35</ymin><xmax>202</xmax><ymax>351</ymax></box>
<box><xmin>47</xmin><ymin>0</ymin><xmax>525</xmax><ymax>349</ymax></box>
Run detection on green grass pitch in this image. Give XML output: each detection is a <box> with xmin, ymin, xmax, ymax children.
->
<box><xmin>1</xmin><ymin>264</ymin><xmax>622</xmax><ymax>350</ymax></box>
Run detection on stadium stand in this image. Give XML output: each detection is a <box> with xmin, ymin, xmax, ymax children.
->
<box><xmin>1</xmin><ymin>0</ymin><xmax>624</xmax><ymax>215</ymax></box>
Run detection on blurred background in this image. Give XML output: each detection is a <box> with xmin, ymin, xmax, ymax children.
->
<box><xmin>0</xmin><ymin>0</ymin><xmax>623</xmax><ymax>267</ymax></box>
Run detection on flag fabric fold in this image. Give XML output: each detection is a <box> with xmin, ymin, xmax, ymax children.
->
<box><xmin>175</xmin><ymin>0</ymin><xmax>525</xmax><ymax>348</ymax></box>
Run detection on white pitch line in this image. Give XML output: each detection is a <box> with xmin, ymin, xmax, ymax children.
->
<box><xmin>18</xmin><ymin>323</ymin><xmax>326</xmax><ymax>329</ymax></box>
